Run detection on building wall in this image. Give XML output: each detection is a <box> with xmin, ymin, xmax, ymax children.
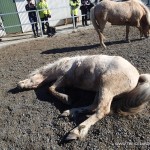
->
<box><xmin>15</xmin><ymin>0</ymin><xmax>34</xmax><ymax>32</ymax></box>
<box><xmin>2</xmin><ymin>0</ymin><xmax>150</xmax><ymax>34</ymax></box>
<box><xmin>0</xmin><ymin>17</ymin><xmax>6</xmax><ymax>37</ymax></box>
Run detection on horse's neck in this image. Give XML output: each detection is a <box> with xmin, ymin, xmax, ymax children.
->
<box><xmin>41</xmin><ymin>58</ymin><xmax>72</xmax><ymax>81</ymax></box>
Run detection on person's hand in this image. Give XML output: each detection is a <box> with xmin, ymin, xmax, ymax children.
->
<box><xmin>47</xmin><ymin>14</ymin><xmax>51</xmax><ymax>18</ymax></box>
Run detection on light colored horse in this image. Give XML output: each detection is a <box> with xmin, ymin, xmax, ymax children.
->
<box><xmin>18</xmin><ymin>55</ymin><xmax>150</xmax><ymax>140</ymax></box>
<box><xmin>90</xmin><ymin>0</ymin><xmax>150</xmax><ymax>48</ymax></box>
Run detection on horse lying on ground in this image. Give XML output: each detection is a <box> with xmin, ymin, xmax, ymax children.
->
<box><xmin>90</xmin><ymin>0</ymin><xmax>150</xmax><ymax>48</ymax></box>
<box><xmin>17</xmin><ymin>55</ymin><xmax>150</xmax><ymax>140</ymax></box>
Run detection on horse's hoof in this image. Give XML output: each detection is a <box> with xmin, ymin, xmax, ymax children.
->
<box><xmin>60</xmin><ymin>110</ymin><xmax>70</xmax><ymax>117</ymax></box>
<box><xmin>65</xmin><ymin>132</ymin><xmax>78</xmax><ymax>141</ymax></box>
<box><xmin>125</xmin><ymin>40</ymin><xmax>130</xmax><ymax>43</ymax></box>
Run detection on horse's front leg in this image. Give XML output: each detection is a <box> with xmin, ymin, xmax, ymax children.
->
<box><xmin>137</xmin><ymin>27</ymin><xmax>145</xmax><ymax>39</ymax></box>
<box><xmin>17</xmin><ymin>73</ymin><xmax>45</xmax><ymax>89</ymax></box>
<box><xmin>136</xmin><ymin>21</ymin><xmax>145</xmax><ymax>39</ymax></box>
<box><xmin>65</xmin><ymin>88</ymin><xmax>113</xmax><ymax>140</ymax></box>
<box><xmin>126</xmin><ymin>25</ymin><xmax>130</xmax><ymax>42</ymax></box>
<box><xmin>49</xmin><ymin>76</ymin><xmax>71</xmax><ymax>105</ymax></box>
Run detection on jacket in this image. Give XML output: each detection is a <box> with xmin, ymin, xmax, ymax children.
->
<box><xmin>70</xmin><ymin>0</ymin><xmax>80</xmax><ymax>16</ymax></box>
<box><xmin>25</xmin><ymin>3</ymin><xmax>37</xmax><ymax>19</ymax></box>
<box><xmin>37</xmin><ymin>0</ymin><xmax>51</xmax><ymax>18</ymax></box>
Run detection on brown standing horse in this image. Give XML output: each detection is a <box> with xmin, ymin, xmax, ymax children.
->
<box><xmin>90</xmin><ymin>0</ymin><xmax>150</xmax><ymax>48</ymax></box>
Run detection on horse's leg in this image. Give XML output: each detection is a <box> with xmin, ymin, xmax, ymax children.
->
<box><xmin>49</xmin><ymin>76</ymin><xmax>71</xmax><ymax>105</ymax></box>
<box><xmin>137</xmin><ymin>27</ymin><xmax>144</xmax><ymax>39</ymax></box>
<box><xmin>18</xmin><ymin>73</ymin><xmax>45</xmax><ymax>89</ymax></box>
<box><xmin>126</xmin><ymin>25</ymin><xmax>130</xmax><ymax>42</ymax></box>
<box><xmin>66</xmin><ymin>88</ymin><xmax>113</xmax><ymax>140</ymax></box>
<box><xmin>61</xmin><ymin>92</ymin><xmax>99</xmax><ymax>117</ymax></box>
<box><xmin>136</xmin><ymin>20</ymin><xmax>144</xmax><ymax>39</ymax></box>
<box><xmin>96</xmin><ymin>20</ymin><xmax>106</xmax><ymax>49</ymax></box>
<box><xmin>98</xmin><ymin>30</ymin><xmax>106</xmax><ymax>49</ymax></box>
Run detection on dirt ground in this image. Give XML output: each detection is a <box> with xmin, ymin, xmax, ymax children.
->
<box><xmin>0</xmin><ymin>26</ymin><xmax>150</xmax><ymax>150</ymax></box>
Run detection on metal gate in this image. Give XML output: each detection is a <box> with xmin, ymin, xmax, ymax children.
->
<box><xmin>0</xmin><ymin>0</ymin><xmax>22</xmax><ymax>33</ymax></box>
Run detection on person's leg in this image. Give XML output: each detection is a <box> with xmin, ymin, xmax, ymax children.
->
<box><xmin>29</xmin><ymin>17</ymin><xmax>36</xmax><ymax>37</ymax></box>
<box><xmin>34</xmin><ymin>17</ymin><xmax>40</xmax><ymax>37</ymax></box>
<box><xmin>44</xmin><ymin>16</ymin><xmax>49</xmax><ymax>34</ymax></box>
<box><xmin>82</xmin><ymin>15</ymin><xmax>85</xmax><ymax>26</ymax></box>
<box><xmin>81</xmin><ymin>9</ymin><xmax>85</xmax><ymax>26</ymax></box>
<box><xmin>85</xmin><ymin>10</ymin><xmax>88</xmax><ymax>26</ymax></box>
<box><xmin>74</xmin><ymin>15</ymin><xmax>77</xmax><ymax>28</ymax></box>
<box><xmin>40</xmin><ymin>18</ymin><xmax>45</xmax><ymax>34</ymax></box>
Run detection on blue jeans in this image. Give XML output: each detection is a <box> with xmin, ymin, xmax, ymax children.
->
<box><xmin>29</xmin><ymin>16</ymin><xmax>38</xmax><ymax>34</ymax></box>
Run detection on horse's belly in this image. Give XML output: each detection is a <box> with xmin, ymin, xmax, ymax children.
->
<box><xmin>67</xmin><ymin>69</ymin><xmax>100</xmax><ymax>91</ymax></box>
<box><xmin>108</xmin><ymin>19</ymin><xmax>129</xmax><ymax>25</ymax></box>
<box><xmin>73</xmin><ymin>79</ymin><xmax>99</xmax><ymax>92</ymax></box>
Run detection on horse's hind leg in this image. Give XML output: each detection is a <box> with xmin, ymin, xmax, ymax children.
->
<box><xmin>49</xmin><ymin>76</ymin><xmax>71</xmax><ymax>105</ymax></box>
<box><xmin>97</xmin><ymin>20</ymin><xmax>107</xmax><ymax>48</ymax></box>
<box><xmin>18</xmin><ymin>73</ymin><xmax>45</xmax><ymax>89</ymax></box>
<box><xmin>61</xmin><ymin>92</ymin><xmax>99</xmax><ymax>117</ymax></box>
<box><xmin>66</xmin><ymin>88</ymin><xmax>113</xmax><ymax>140</ymax></box>
<box><xmin>98</xmin><ymin>30</ymin><xmax>106</xmax><ymax>49</ymax></box>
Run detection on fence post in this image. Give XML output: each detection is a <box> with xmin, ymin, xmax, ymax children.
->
<box><xmin>36</xmin><ymin>9</ymin><xmax>43</xmax><ymax>37</ymax></box>
<box><xmin>72</xmin><ymin>13</ymin><xmax>75</xmax><ymax>29</ymax></box>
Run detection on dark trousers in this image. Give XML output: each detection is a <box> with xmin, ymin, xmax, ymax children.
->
<box><xmin>74</xmin><ymin>15</ymin><xmax>77</xmax><ymax>27</ymax></box>
<box><xmin>40</xmin><ymin>16</ymin><xmax>48</xmax><ymax>33</ymax></box>
<box><xmin>81</xmin><ymin>8</ymin><xmax>88</xmax><ymax>26</ymax></box>
<box><xmin>29</xmin><ymin>17</ymin><xmax>38</xmax><ymax>35</ymax></box>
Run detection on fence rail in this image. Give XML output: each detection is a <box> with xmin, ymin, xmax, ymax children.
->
<box><xmin>1</xmin><ymin>1</ymin><xmax>150</xmax><ymax>37</ymax></box>
<box><xmin>0</xmin><ymin>6</ymin><xmax>85</xmax><ymax>37</ymax></box>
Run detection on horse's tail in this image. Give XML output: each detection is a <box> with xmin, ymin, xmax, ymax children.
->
<box><xmin>112</xmin><ymin>74</ymin><xmax>150</xmax><ymax>115</ymax></box>
<box><xmin>90</xmin><ymin>5</ymin><xmax>106</xmax><ymax>42</ymax></box>
<box><xmin>136</xmin><ymin>0</ymin><xmax>150</xmax><ymax>25</ymax></box>
<box><xmin>90</xmin><ymin>6</ymin><xmax>100</xmax><ymax>34</ymax></box>
<box><xmin>90</xmin><ymin>6</ymin><xmax>103</xmax><ymax>34</ymax></box>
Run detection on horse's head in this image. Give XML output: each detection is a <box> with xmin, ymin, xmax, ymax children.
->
<box><xmin>143</xmin><ymin>27</ymin><xmax>150</xmax><ymax>38</ymax></box>
<box><xmin>140</xmin><ymin>24</ymin><xmax>150</xmax><ymax>38</ymax></box>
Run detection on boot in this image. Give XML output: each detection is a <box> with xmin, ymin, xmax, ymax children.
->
<box><xmin>33</xmin><ymin>30</ymin><xmax>37</xmax><ymax>38</ymax></box>
<box><xmin>85</xmin><ymin>17</ymin><xmax>89</xmax><ymax>26</ymax></box>
<box><xmin>36</xmin><ymin>31</ymin><xmax>40</xmax><ymax>37</ymax></box>
<box><xmin>82</xmin><ymin>17</ymin><xmax>85</xmax><ymax>26</ymax></box>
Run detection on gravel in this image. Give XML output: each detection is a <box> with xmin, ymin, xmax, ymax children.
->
<box><xmin>0</xmin><ymin>25</ymin><xmax>150</xmax><ymax>149</ymax></box>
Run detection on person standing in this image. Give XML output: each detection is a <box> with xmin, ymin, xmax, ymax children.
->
<box><xmin>37</xmin><ymin>0</ymin><xmax>51</xmax><ymax>34</ymax></box>
<box><xmin>80</xmin><ymin>0</ymin><xmax>92</xmax><ymax>26</ymax></box>
<box><xmin>25</xmin><ymin>0</ymin><xmax>39</xmax><ymax>38</ymax></box>
<box><xmin>70</xmin><ymin>0</ymin><xmax>80</xmax><ymax>28</ymax></box>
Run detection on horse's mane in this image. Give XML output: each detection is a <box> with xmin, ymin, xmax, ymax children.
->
<box><xmin>134</xmin><ymin>0</ymin><xmax>150</xmax><ymax>25</ymax></box>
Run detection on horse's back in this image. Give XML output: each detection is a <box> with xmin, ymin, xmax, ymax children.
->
<box><xmin>94</xmin><ymin>0</ymin><xmax>143</xmax><ymax>25</ymax></box>
<box><xmin>66</xmin><ymin>55</ymin><xmax>139</xmax><ymax>92</ymax></box>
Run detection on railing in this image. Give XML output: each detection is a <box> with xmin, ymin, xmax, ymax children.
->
<box><xmin>0</xmin><ymin>6</ymin><xmax>87</xmax><ymax>37</ymax></box>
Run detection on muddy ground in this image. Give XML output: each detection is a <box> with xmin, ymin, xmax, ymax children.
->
<box><xmin>0</xmin><ymin>26</ymin><xmax>150</xmax><ymax>150</ymax></box>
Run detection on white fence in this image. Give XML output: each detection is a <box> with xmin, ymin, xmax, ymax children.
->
<box><xmin>0</xmin><ymin>6</ymin><xmax>88</xmax><ymax>37</ymax></box>
<box><xmin>0</xmin><ymin>0</ymin><xmax>150</xmax><ymax>37</ymax></box>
